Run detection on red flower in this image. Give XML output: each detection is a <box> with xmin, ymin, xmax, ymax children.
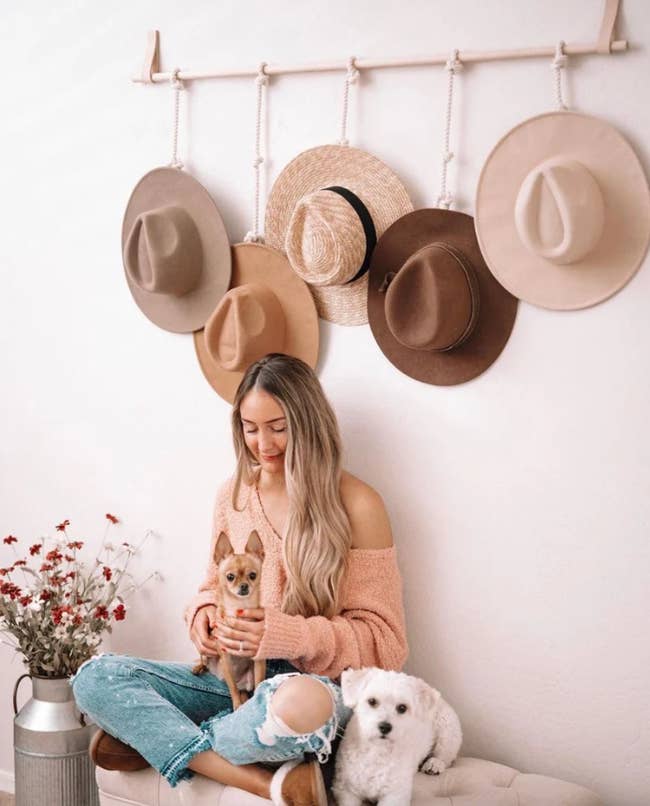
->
<box><xmin>46</xmin><ymin>549</ymin><xmax>63</xmax><ymax>564</ymax></box>
<box><xmin>19</xmin><ymin>595</ymin><xmax>33</xmax><ymax>606</ymax></box>
<box><xmin>102</xmin><ymin>566</ymin><xmax>112</xmax><ymax>581</ymax></box>
<box><xmin>13</xmin><ymin>560</ymin><xmax>27</xmax><ymax>567</ymax></box>
<box><xmin>1</xmin><ymin>582</ymin><xmax>22</xmax><ymax>599</ymax></box>
<box><xmin>3</xmin><ymin>535</ymin><xmax>18</xmax><ymax>545</ymax></box>
<box><xmin>113</xmin><ymin>603</ymin><xmax>127</xmax><ymax>621</ymax></box>
<box><xmin>40</xmin><ymin>590</ymin><xmax>52</xmax><ymax>601</ymax></box>
<box><xmin>105</xmin><ymin>513</ymin><xmax>119</xmax><ymax>524</ymax></box>
<box><xmin>55</xmin><ymin>519</ymin><xmax>70</xmax><ymax>532</ymax></box>
<box><xmin>0</xmin><ymin>568</ymin><xmax>10</xmax><ymax>577</ymax></box>
<box><xmin>64</xmin><ymin>554</ymin><xmax>75</xmax><ymax>562</ymax></box>
<box><xmin>94</xmin><ymin>605</ymin><xmax>109</xmax><ymax>620</ymax></box>
<box><xmin>29</xmin><ymin>544</ymin><xmax>42</xmax><ymax>556</ymax></box>
<box><xmin>39</xmin><ymin>563</ymin><xmax>54</xmax><ymax>572</ymax></box>
<box><xmin>52</xmin><ymin>605</ymin><xmax>73</xmax><ymax>624</ymax></box>
<box><xmin>67</xmin><ymin>541</ymin><xmax>83</xmax><ymax>550</ymax></box>
<box><xmin>73</xmin><ymin>614</ymin><xmax>83</xmax><ymax>625</ymax></box>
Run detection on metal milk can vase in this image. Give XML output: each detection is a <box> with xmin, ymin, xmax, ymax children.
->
<box><xmin>13</xmin><ymin>673</ymin><xmax>100</xmax><ymax>806</ymax></box>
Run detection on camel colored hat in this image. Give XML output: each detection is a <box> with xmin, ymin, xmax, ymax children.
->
<box><xmin>368</xmin><ymin>209</ymin><xmax>518</xmax><ymax>386</ymax></box>
<box><xmin>265</xmin><ymin>145</ymin><xmax>413</xmax><ymax>326</ymax></box>
<box><xmin>475</xmin><ymin>111</ymin><xmax>650</xmax><ymax>310</ymax></box>
<box><xmin>122</xmin><ymin>167</ymin><xmax>231</xmax><ymax>332</ymax></box>
<box><xmin>193</xmin><ymin>242</ymin><xmax>319</xmax><ymax>402</ymax></box>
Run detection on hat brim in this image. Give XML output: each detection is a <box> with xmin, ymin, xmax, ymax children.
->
<box><xmin>265</xmin><ymin>145</ymin><xmax>413</xmax><ymax>325</ymax></box>
<box><xmin>368</xmin><ymin>209</ymin><xmax>518</xmax><ymax>386</ymax></box>
<box><xmin>475</xmin><ymin>111</ymin><xmax>650</xmax><ymax>310</ymax></box>
<box><xmin>193</xmin><ymin>243</ymin><xmax>320</xmax><ymax>402</ymax></box>
<box><xmin>122</xmin><ymin>168</ymin><xmax>232</xmax><ymax>333</ymax></box>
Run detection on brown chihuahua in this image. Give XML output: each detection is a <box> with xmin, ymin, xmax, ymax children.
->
<box><xmin>192</xmin><ymin>529</ymin><xmax>266</xmax><ymax>709</ymax></box>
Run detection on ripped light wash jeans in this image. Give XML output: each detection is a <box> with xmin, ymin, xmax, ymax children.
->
<box><xmin>70</xmin><ymin>652</ymin><xmax>351</xmax><ymax>788</ymax></box>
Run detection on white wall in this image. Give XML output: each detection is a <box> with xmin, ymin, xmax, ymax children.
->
<box><xmin>1</xmin><ymin>2</ymin><xmax>649</xmax><ymax>804</ymax></box>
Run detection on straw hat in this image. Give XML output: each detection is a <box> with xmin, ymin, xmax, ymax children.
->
<box><xmin>193</xmin><ymin>242</ymin><xmax>319</xmax><ymax>402</ymax></box>
<box><xmin>368</xmin><ymin>209</ymin><xmax>518</xmax><ymax>386</ymax></box>
<box><xmin>265</xmin><ymin>145</ymin><xmax>413</xmax><ymax>326</ymax></box>
<box><xmin>122</xmin><ymin>167</ymin><xmax>231</xmax><ymax>333</ymax></box>
<box><xmin>475</xmin><ymin>111</ymin><xmax>650</xmax><ymax>310</ymax></box>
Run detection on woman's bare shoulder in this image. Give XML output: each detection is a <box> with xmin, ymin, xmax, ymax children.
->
<box><xmin>340</xmin><ymin>471</ymin><xmax>393</xmax><ymax>550</ymax></box>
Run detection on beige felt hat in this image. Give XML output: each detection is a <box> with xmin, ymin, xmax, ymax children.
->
<box><xmin>193</xmin><ymin>242</ymin><xmax>319</xmax><ymax>403</ymax></box>
<box><xmin>368</xmin><ymin>208</ymin><xmax>518</xmax><ymax>386</ymax></box>
<box><xmin>475</xmin><ymin>111</ymin><xmax>650</xmax><ymax>310</ymax></box>
<box><xmin>122</xmin><ymin>167</ymin><xmax>232</xmax><ymax>333</ymax></box>
<box><xmin>265</xmin><ymin>145</ymin><xmax>413</xmax><ymax>326</ymax></box>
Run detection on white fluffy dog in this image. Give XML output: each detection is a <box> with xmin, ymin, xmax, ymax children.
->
<box><xmin>332</xmin><ymin>667</ymin><xmax>462</xmax><ymax>806</ymax></box>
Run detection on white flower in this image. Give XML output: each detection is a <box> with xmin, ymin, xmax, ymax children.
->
<box><xmin>27</xmin><ymin>601</ymin><xmax>41</xmax><ymax>612</ymax></box>
<box><xmin>53</xmin><ymin>625</ymin><xmax>68</xmax><ymax>640</ymax></box>
<box><xmin>103</xmin><ymin>542</ymin><xmax>115</xmax><ymax>552</ymax></box>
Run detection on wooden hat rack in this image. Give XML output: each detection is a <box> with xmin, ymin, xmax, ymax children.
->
<box><xmin>131</xmin><ymin>0</ymin><xmax>626</xmax><ymax>86</ymax></box>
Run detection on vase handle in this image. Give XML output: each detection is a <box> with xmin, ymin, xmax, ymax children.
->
<box><xmin>13</xmin><ymin>673</ymin><xmax>32</xmax><ymax>716</ymax></box>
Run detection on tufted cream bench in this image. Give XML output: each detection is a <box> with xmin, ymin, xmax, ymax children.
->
<box><xmin>95</xmin><ymin>757</ymin><xmax>603</xmax><ymax>805</ymax></box>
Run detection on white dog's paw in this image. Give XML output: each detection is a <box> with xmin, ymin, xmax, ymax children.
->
<box><xmin>420</xmin><ymin>756</ymin><xmax>448</xmax><ymax>775</ymax></box>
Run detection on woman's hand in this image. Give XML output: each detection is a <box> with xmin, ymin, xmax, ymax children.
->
<box><xmin>190</xmin><ymin>605</ymin><xmax>221</xmax><ymax>657</ymax></box>
<box><xmin>214</xmin><ymin>608</ymin><xmax>266</xmax><ymax>659</ymax></box>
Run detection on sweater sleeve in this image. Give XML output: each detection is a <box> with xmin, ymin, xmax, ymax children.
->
<box><xmin>183</xmin><ymin>478</ymin><xmax>232</xmax><ymax>629</ymax></box>
<box><xmin>253</xmin><ymin>545</ymin><xmax>409</xmax><ymax>679</ymax></box>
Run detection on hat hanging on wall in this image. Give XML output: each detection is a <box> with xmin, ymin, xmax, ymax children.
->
<box><xmin>475</xmin><ymin>43</ymin><xmax>650</xmax><ymax>311</ymax></box>
<box><xmin>265</xmin><ymin>59</ymin><xmax>413</xmax><ymax>326</ymax></box>
<box><xmin>193</xmin><ymin>65</ymin><xmax>319</xmax><ymax>403</ymax></box>
<box><xmin>121</xmin><ymin>70</ymin><xmax>231</xmax><ymax>333</ymax></box>
<box><xmin>193</xmin><ymin>243</ymin><xmax>319</xmax><ymax>402</ymax></box>
<box><xmin>368</xmin><ymin>51</ymin><xmax>517</xmax><ymax>386</ymax></box>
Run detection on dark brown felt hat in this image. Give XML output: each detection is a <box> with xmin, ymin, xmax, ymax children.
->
<box><xmin>368</xmin><ymin>208</ymin><xmax>518</xmax><ymax>386</ymax></box>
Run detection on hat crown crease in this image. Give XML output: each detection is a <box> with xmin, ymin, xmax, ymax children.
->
<box><xmin>204</xmin><ymin>284</ymin><xmax>286</xmax><ymax>372</ymax></box>
<box><xmin>385</xmin><ymin>243</ymin><xmax>478</xmax><ymax>352</ymax></box>
<box><xmin>514</xmin><ymin>157</ymin><xmax>605</xmax><ymax>265</ymax></box>
<box><xmin>125</xmin><ymin>206</ymin><xmax>203</xmax><ymax>296</ymax></box>
<box><xmin>286</xmin><ymin>190</ymin><xmax>366</xmax><ymax>286</ymax></box>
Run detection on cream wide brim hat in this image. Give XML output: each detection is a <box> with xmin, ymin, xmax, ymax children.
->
<box><xmin>475</xmin><ymin>111</ymin><xmax>650</xmax><ymax>310</ymax></box>
<box><xmin>193</xmin><ymin>242</ymin><xmax>319</xmax><ymax>403</ymax></box>
<box><xmin>122</xmin><ymin>167</ymin><xmax>232</xmax><ymax>332</ymax></box>
<box><xmin>265</xmin><ymin>145</ymin><xmax>413</xmax><ymax>326</ymax></box>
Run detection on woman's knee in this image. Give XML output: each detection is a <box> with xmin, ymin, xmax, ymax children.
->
<box><xmin>71</xmin><ymin>654</ymin><xmax>129</xmax><ymax>712</ymax></box>
<box><xmin>269</xmin><ymin>675</ymin><xmax>335</xmax><ymax>734</ymax></box>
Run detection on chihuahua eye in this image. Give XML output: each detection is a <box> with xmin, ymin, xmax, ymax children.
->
<box><xmin>248</xmin><ymin>572</ymin><xmax>257</xmax><ymax>580</ymax></box>
<box><xmin>367</xmin><ymin>698</ymin><xmax>378</xmax><ymax>707</ymax></box>
<box><xmin>226</xmin><ymin>573</ymin><xmax>235</xmax><ymax>582</ymax></box>
<box><xmin>396</xmin><ymin>703</ymin><xmax>408</xmax><ymax>714</ymax></box>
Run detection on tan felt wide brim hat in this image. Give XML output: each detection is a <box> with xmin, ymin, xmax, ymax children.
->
<box><xmin>368</xmin><ymin>209</ymin><xmax>518</xmax><ymax>386</ymax></box>
<box><xmin>122</xmin><ymin>167</ymin><xmax>231</xmax><ymax>332</ymax></box>
<box><xmin>265</xmin><ymin>145</ymin><xmax>413</xmax><ymax>326</ymax></box>
<box><xmin>475</xmin><ymin>111</ymin><xmax>650</xmax><ymax>310</ymax></box>
<box><xmin>193</xmin><ymin>242</ymin><xmax>319</xmax><ymax>403</ymax></box>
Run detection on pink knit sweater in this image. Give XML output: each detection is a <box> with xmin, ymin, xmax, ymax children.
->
<box><xmin>184</xmin><ymin>476</ymin><xmax>409</xmax><ymax>680</ymax></box>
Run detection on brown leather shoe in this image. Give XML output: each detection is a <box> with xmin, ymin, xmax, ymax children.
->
<box><xmin>89</xmin><ymin>728</ymin><xmax>150</xmax><ymax>771</ymax></box>
<box><xmin>270</xmin><ymin>758</ymin><xmax>327</xmax><ymax>806</ymax></box>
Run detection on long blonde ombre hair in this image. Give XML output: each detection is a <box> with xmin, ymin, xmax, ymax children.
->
<box><xmin>231</xmin><ymin>353</ymin><xmax>350</xmax><ymax>619</ymax></box>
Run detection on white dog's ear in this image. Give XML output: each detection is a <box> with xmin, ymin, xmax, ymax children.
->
<box><xmin>341</xmin><ymin>667</ymin><xmax>372</xmax><ymax>708</ymax></box>
<box><xmin>415</xmin><ymin>679</ymin><xmax>441</xmax><ymax>720</ymax></box>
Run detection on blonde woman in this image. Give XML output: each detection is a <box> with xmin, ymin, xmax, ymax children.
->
<box><xmin>71</xmin><ymin>354</ymin><xmax>408</xmax><ymax>805</ymax></box>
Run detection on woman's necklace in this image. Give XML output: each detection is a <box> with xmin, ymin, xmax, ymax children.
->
<box><xmin>254</xmin><ymin>482</ymin><xmax>284</xmax><ymax>541</ymax></box>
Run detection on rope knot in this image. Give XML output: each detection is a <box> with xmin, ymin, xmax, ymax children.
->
<box><xmin>346</xmin><ymin>57</ymin><xmax>360</xmax><ymax>84</ymax></box>
<box><xmin>255</xmin><ymin>62</ymin><xmax>269</xmax><ymax>87</ymax></box>
<box><xmin>170</xmin><ymin>67</ymin><xmax>184</xmax><ymax>90</ymax></box>
<box><xmin>552</xmin><ymin>41</ymin><xmax>567</xmax><ymax>69</ymax></box>
<box><xmin>253</xmin><ymin>156</ymin><xmax>264</xmax><ymax>168</ymax></box>
<box><xmin>436</xmin><ymin>193</ymin><xmax>453</xmax><ymax>210</ymax></box>
<box><xmin>338</xmin><ymin>137</ymin><xmax>350</xmax><ymax>147</ymax></box>
<box><xmin>244</xmin><ymin>231</ymin><xmax>265</xmax><ymax>244</ymax></box>
<box><xmin>445</xmin><ymin>49</ymin><xmax>463</xmax><ymax>74</ymax></box>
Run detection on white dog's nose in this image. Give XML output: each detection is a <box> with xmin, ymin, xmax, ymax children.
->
<box><xmin>378</xmin><ymin>721</ymin><xmax>392</xmax><ymax>735</ymax></box>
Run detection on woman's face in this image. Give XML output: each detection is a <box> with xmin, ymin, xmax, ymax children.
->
<box><xmin>239</xmin><ymin>389</ymin><xmax>288</xmax><ymax>474</ymax></box>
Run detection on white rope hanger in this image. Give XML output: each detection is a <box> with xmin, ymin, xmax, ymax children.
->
<box><xmin>132</xmin><ymin>0</ymin><xmax>625</xmax><ymax>85</ymax></box>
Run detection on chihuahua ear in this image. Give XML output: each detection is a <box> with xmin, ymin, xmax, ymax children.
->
<box><xmin>213</xmin><ymin>532</ymin><xmax>234</xmax><ymax>566</ymax></box>
<box><xmin>415</xmin><ymin>678</ymin><xmax>441</xmax><ymax>720</ymax></box>
<box><xmin>341</xmin><ymin>667</ymin><xmax>372</xmax><ymax>708</ymax></box>
<box><xmin>245</xmin><ymin>529</ymin><xmax>265</xmax><ymax>560</ymax></box>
